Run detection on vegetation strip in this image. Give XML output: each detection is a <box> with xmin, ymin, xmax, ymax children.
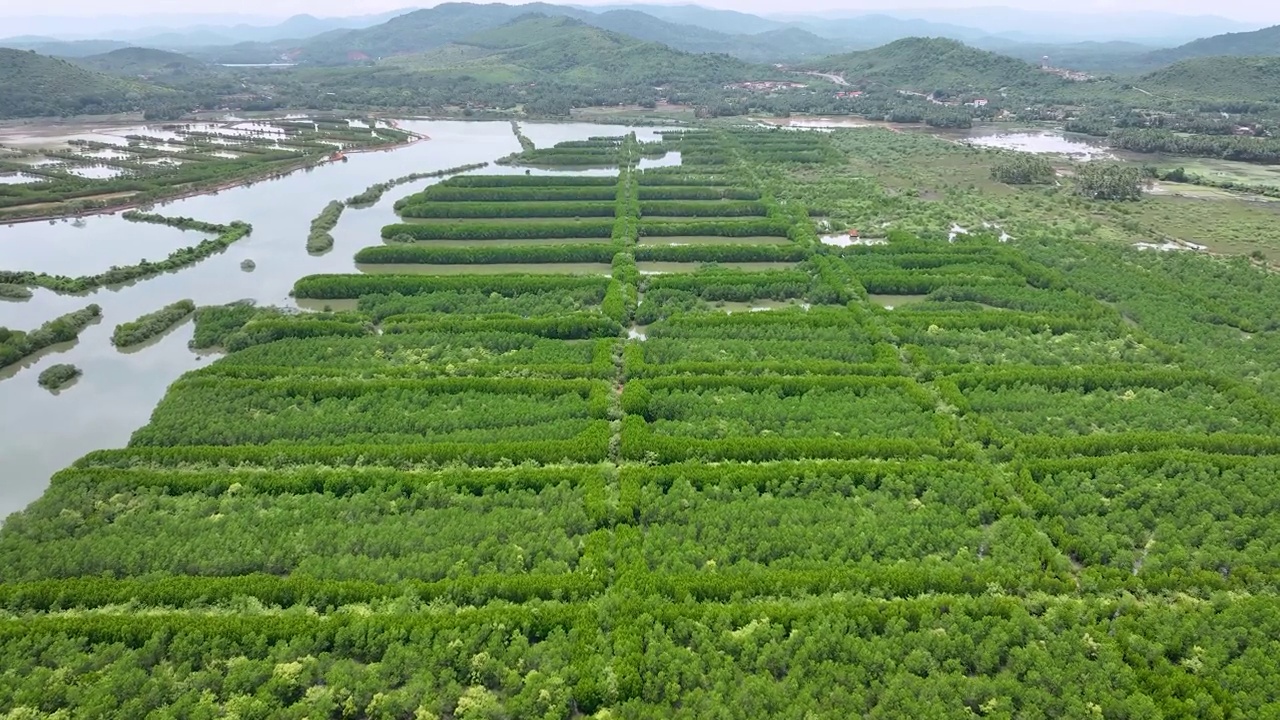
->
<box><xmin>10</xmin><ymin>122</ymin><xmax>1280</xmax><ymax>715</ymax></box>
<box><xmin>0</xmin><ymin>304</ymin><xmax>100</xmax><ymax>372</ymax></box>
<box><xmin>110</xmin><ymin>300</ymin><xmax>196</xmax><ymax>348</ymax></box>
<box><xmin>0</xmin><ymin>213</ymin><xmax>251</xmax><ymax>294</ymax></box>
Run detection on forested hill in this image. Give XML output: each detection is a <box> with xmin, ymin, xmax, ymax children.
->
<box><xmin>387</xmin><ymin>14</ymin><xmax>765</xmax><ymax>88</ymax></box>
<box><xmin>285</xmin><ymin>2</ymin><xmax>851</xmax><ymax>65</ymax></box>
<box><xmin>1143</xmin><ymin>24</ymin><xmax>1280</xmax><ymax>65</ymax></box>
<box><xmin>0</xmin><ymin>48</ymin><xmax>161</xmax><ymax>118</ymax></box>
<box><xmin>566</xmin><ymin>10</ymin><xmax>848</xmax><ymax>63</ymax></box>
<box><xmin>291</xmin><ymin>2</ymin><xmax>579</xmax><ymax>64</ymax></box>
<box><xmin>1139</xmin><ymin>56</ymin><xmax>1280</xmax><ymax>102</ymax></box>
<box><xmin>807</xmin><ymin>37</ymin><xmax>1064</xmax><ymax>94</ymax></box>
<box><xmin>77</xmin><ymin>47</ymin><xmax>208</xmax><ymax>77</ymax></box>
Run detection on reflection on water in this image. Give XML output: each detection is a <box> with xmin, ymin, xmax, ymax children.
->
<box><xmin>638</xmin><ymin>235</ymin><xmax>789</xmax><ymax>246</ymax></box>
<box><xmin>293</xmin><ymin>298</ymin><xmax>361</xmax><ymax>313</ymax></box>
<box><xmin>716</xmin><ymin>299</ymin><xmax>810</xmax><ymax>313</ymax></box>
<box><xmin>65</xmin><ymin>165</ymin><xmax>129</xmax><ymax>179</ymax></box>
<box><xmin>356</xmin><ymin>263</ymin><xmax>613</xmax><ymax>276</ymax></box>
<box><xmin>760</xmin><ymin>117</ymin><xmax>875</xmax><ymax>129</ymax></box>
<box><xmin>758</xmin><ymin>116</ymin><xmax>1114</xmax><ymax>160</ymax></box>
<box><xmin>962</xmin><ymin>129</ymin><xmax>1113</xmax><ymax>159</ymax></box>
<box><xmin>637</xmin><ymin>261</ymin><xmax>798</xmax><ymax>274</ymax></box>
<box><xmin>0</xmin><ymin>119</ymin><xmax>680</xmax><ymax>519</ymax></box>
<box><xmin>45</xmin><ymin>374</ymin><xmax>82</xmax><ymax>396</ymax></box>
<box><xmin>0</xmin><ymin>219</ymin><xmax>216</xmax><ymax>277</ymax></box>
<box><xmin>115</xmin><ymin>316</ymin><xmax>195</xmax><ymax>356</ymax></box>
<box><xmin>819</xmin><ymin>233</ymin><xmax>886</xmax><ymax>248</ymax></box>
<box><xmin>868</xmin><ymin>294</ymin><xmax>927</xmax><ymax>310</ymax></box>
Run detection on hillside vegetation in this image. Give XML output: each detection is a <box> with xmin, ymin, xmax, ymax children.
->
<box><xmin>576</xmin><ymin>10</ymin><xmax>850</xmax><ymax>62</ymax></box>
<box><xmin>1144</xmin><ymin>24</ymin><xmax>1280</xmax><ymax>64</ymax></box>
<box><xmin>1138</xmin><ymin>56</ymin><xmax>1280</xmax><ymax>102</ymax></box>
<box><xmin>294</xmin><ymin>2</ymin><xmax>569</xmax><ymax>64</ymax></box>
<box><xmin>290</xmin><ymin>2</ymin><xmax>851</xmax><ymax>65</ymax></box>
<box><xmin>808</xmin><ymin>36</ymin><xmax>1065</xmax><ymax>94</ymax></box>
<box><xmin>387</xmin><ymin>15</ymin><xmax>764</xmax><ymax>88</ymax></box>
<box><xmin>0</xmin><ymin>48</ymin><xmax>160</xmax><ymax>118</ymax></box>
<box><xmin>77</xmin><ymin>47</ymin><xmax>208</xmax><ymax>77</ymax></box>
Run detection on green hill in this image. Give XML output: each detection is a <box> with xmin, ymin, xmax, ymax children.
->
<box><xmin>0</xmin><ymin>48</ymin><xmax>158</xmax><ymax>118</ymax></box>
<box><xmin>1138</xmin><ymin>56</ymin><xmax>1280</xmax><ymax>102</ymax></box>
<box><xmin>77</xmin><ymin>47</ymin><xmax>209</xmax><ymax>77</ymax></box>
<box><xmin>1144</xmin><ymin>25</ymin><xmax>1280</xmax><ymax>65</ymax></box>
<box><xmin>808</xmin><ymin>37</ymin><xmax>1066</xmax><ymax>94</ymax></box>
<box><xmin>296</xmin><ymin>2</ymin><xmax>587</xmax><ymax>64</ymax></box>
<box><xmin>386</xmin><ymin>14</ymin><xmax>765</xmax><ymax>88</ymax></box>
<box><xmin>580</xmin><ymin>10</ymin><xmax>850</xmax><ymax>62</ymax></box>
<box><xmin>0</xmin><ymin>38</ymin><xmax>131</xmax><ymax>58</ymax></box>
<box><xmin>285</xmin><ymin>2</ymin><xmax>848</xmax><ymax>66</ymax></box>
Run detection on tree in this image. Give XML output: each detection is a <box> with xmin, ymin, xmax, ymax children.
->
<box><xmin>991</xmin><ymin>155</ymin><xmax>1055</xmax><ymax>185</ymax></box>
<box><xmin>1074</xmin><ymin>162</ymin><xmax>1147</xmax><ymax>201</ymax></box>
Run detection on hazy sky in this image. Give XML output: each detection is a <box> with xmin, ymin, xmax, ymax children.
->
<box><xmin>2</xmin><ymin>0</ymin><xmax>1278</xmax><ymax>22</ymax></box>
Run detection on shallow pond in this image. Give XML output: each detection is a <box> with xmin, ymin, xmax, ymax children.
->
<box><xmin>757</xmin><ymin>117</ymin><xmax>1115</xmax><ymax>160</ymax></box>
<box><xmin>637</xmin><ymin>261</ymin><xmax>798</xmax><ymax>274</ymax></box>
<box><xmin>819</xmin><ymin>233</ymin><xmax>886</xmax><ymax>248</ymax></box>
<box><xmin>758</xmin><ymin>117</ymin><xmax>878</xmax><ymax>129</ymax></box>
<box><xmin>715</xmin><ymin>299</ymin><xmax>810</xmax><ymax>313</ymax></box>
<box><xmin>959</xmin><ymin>129</ymin><xmax>1113</xmax><ymax>159</ymax></box>
<box><xmin>637</xmin><ymin>235</ymin><xmax>789</xmax><ymax>246</ymax></box>
<box><xmin>868</xmin><ymin>294</ymin><xmax>928</xmax><ymax>309</ymax></box>
<box><xmin>356</xmin><ymin>263</ymin><xmax>612</xmax><ymax>275</ymax></box>
<box><xmin>65</xmin><ymin>165</ymin><xmax>129</xmax><ymax>179</ymax></box>
<box><xmin>0</xmin><ymin>118</ymin><xmax>671</xmax><ymax>519</ymax></box>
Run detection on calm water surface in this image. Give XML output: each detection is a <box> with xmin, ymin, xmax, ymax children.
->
<box><xmin>0</xmin><ymin>119</ymin><xmax>674</xmax><ymax>519</ymax></box>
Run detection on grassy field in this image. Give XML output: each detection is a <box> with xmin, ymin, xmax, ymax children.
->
<box><xmin>780</xmin><ymin>126</ymin><xmax>1280</xmax><ymax>257</ymax></box>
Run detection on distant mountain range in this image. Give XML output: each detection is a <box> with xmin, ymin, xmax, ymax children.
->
<box><xmin>767</xmin><ymin>6</ymin><xmax>1257</xmax><ymax>44</ymax></box>
<box><xmin>1142</xmin><ymin>24</ymin><xmax>1280</xmax><ymax>65</ymax></box>
<box><xmin>594</xmin><ymin>4</ymin><xmax>992</xmax><ymax>44</ymax></box>
<box><xmin>6</xmin><ymin>4</ymin><xmax>1280</xmax><ymax>122</ymax></box>
<box><xmin>4</xmin><ymin>3</ymin><xmax>1270</xmax><ymax>66</ymax></box>
<box><xmin>0</xmin><ymin>38</ymin><xmax>135</xmax><ymax>58</ymax></box>
<box><xmin>380</xmin><ymin>13</ymin><xmax>761</xmax><ymax>87</ymax></box>
<box><xmin>0</xmin><ymin>11</ymin><xmax>413</xmax><ymax>50</ymax></box>
<box><xmin>1</xmin><ymin>1</ymin><xmax>1276</xmax><ymax>110</ymax></box>
<box><xmin>191</xmin><ymin>3</ymin><xmax>861</xmax><ymax>66</ymax></box>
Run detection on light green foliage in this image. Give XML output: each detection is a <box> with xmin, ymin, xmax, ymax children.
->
<box><xmin>1074</xmin><ymin>162</ymin><xmax>1148</xmax><ymax>200</ymax></box>
<box><xmin>111</xmin><ymin>299</ymin><xmax>195</xmax><ymax>348</ymax></box>
<box><xmin>991</xmin><ymin>154</ymin><xmax>1055</xmax><ymax>185</ymax></box>
<box><xmin>7</xmin><ymin>127</ymin><xmax>1280</xmax><ymax>717</ymax></box>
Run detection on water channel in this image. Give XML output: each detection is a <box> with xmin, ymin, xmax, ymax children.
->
<box><xmin>0</xmin><ymin>119</ymin><xmax>679</xmax><ymax>518</ymax></box>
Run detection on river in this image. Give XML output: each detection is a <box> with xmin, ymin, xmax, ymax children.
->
<box><xmin>0</xmin><ymin>119</ymin><xmax>679</xmax><ymax>519</ymax></box>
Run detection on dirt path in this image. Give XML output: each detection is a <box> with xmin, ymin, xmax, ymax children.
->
<box><xmin>800</xmin><ymin>71</ymin><xmax>850</xmax><ymax>86</ymax></box>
